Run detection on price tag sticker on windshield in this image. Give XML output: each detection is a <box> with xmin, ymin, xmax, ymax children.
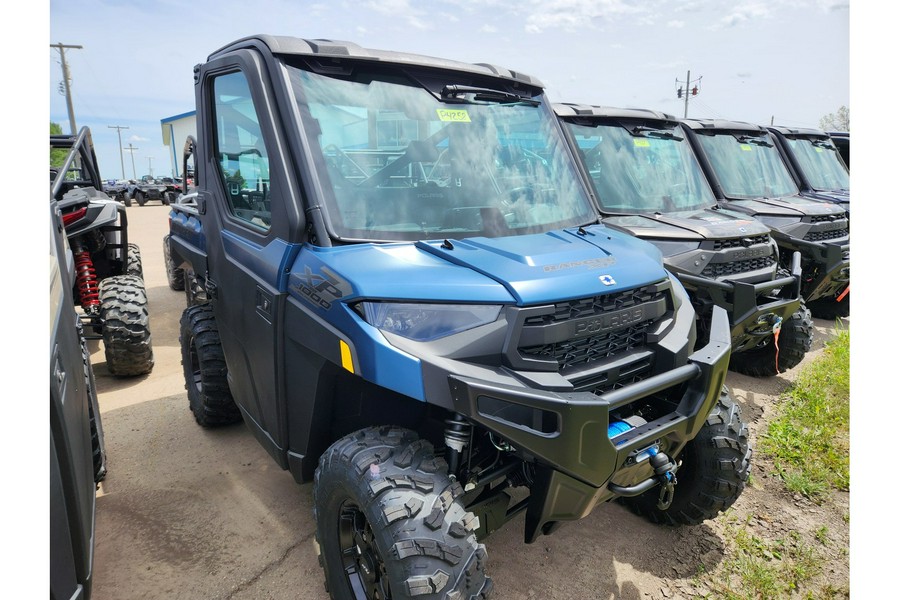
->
<box><xmin>740</xmin><ymin>144</ymin><xmax>753</xmax><ymax>151</ymax></box>
<box><xmin>437</xmin><ymin>109</ymin><xmax>471</xmax><ymax>122</ymax></box>
<box><xmin>633</xmin><ymin>139</ymin><xmax>651</xmax><ymax>148</ymax></box>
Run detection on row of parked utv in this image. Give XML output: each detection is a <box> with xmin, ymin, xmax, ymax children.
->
<box><xmin>52</xmin><ymin>35</ymin><xmax>848</xmax><ymax>600</ymax></box>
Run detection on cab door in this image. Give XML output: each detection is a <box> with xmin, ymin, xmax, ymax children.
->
<box><xmin>196</xmin><ymin>53</ymin><xmax>302</xmax><ymax>465</ymax></box>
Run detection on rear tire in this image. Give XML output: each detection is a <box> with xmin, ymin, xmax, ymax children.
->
<box><xmin>622</xmin><ymin>388</ymin><xmax>751</xmax><ymax>525</ymax></box>
<box><xmin>99</xmin><ymin>275</ymin><xmax>154</xmax><ymax>377</ymax></box>
<box><xmin>179</xmin><ymin>304</ymin><xmax>242</xmax><ymax>427</ymax></box>
<box><xmin>163</xmin><ymin>235</ymin><xmax>185</xmax><ymax>291</ymax></box>
<box><xmin>135</xmin><ymin>190</ymin><xmax>146</xmax><ymax>206</ymax></box>
<box><xmin>728</xmin><ymin>303</ymin><xmax>814</xmax><ymax>377</ymax></box>
<box><xmin>314</xmin><ymin>427</ymin><xmax>492</xmax><ymax>600</ymax></box>
<box><xmin>126</xmin><ymin>242</ymin><xmax>143</xmax><ymax>278</ymax></box>
<box><xmin>123</xmin><ymin>192</ymin><xmax>132</xmax><ymax>207</ymax></box>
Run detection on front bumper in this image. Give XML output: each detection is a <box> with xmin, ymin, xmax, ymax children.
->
<box><xmin>777</xmin><ymin>235</ymin><xmax>849</xmax><ymax>304</ymax></box>
<box><xmin>677</xmin><ymin>251</ymin><xmax>803</xmax><ymax>353</ymax></box>
<box><xmin>448</xmin><ymin>305</ymin><xmax>731</xmax><ymax>542</ymax></box>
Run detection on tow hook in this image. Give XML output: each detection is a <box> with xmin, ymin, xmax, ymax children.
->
<box><xmin>649</xmin><ymin>450</ymin><xmax>678</xmax><ymax>510</ymax></box>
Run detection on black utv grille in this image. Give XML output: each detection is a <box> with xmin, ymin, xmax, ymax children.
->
<box><xmin>701</xmin><ymin>255</ymin><xmax>776</xmax><ymax>278</ymax></box>
<box><xmin>520</xmin><ymin>321</ymin><xmax>654</xmax><ymax>371</ymax></box>
<box><xmin>522</xmin><ymin>285</ymin><xmax>668</xmax><ymax>326</ymax></box>
<box><xmin>712</xmin><ymin>234</ymin><xmax>770</xmax><ymax>250</ymax></box>
<box><xmin>810</xmin><ymin>214</ymin><xmax>845</xmax><ymax>223</ymax></box>
<box><xmin>804</xmin><ymin>228</ymin><xmax>849</xmax><ymax>242</ymax></box>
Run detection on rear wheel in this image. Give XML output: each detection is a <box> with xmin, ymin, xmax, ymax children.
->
<box><xmin>728</xmin><ymin>303</ymin><xmax>814</xmax><ymax>377</ymax></box>
<box><xmin>135</xmin><ymin>190</ymin><xmax>146</xmax><ymax>206</ymax></box>
<box><xmin>123</xmin><ymin>192</ymin><xmax>132</xmax><ymax>207</ymax></box>
<box><xmin>163</xmin><ymin>235</ymin><xmax>185</xmax><ymax>291</ymax></box>
<box><xmin>314</xmin><ymin>427</ymin><xmax>492</xmax><ymax>600</ymax></box>
<box><xmin>99</xmin><ymin>274</ymin><xmax>154</xmax><ymax>377</ymax></box>
<box><xmin>126</xmin><ymin>242</ymin><xmax>143</xmax><ymax>278</ymax></box>
<box><xmin>622</xmin><ymin>388</ymin><xmax>751</xmax><ymax>525</ymax></box>
<box><xmin>179</xmin><ymin>304</ymin><xmax>241</xmax><ymax>427</ymax></box>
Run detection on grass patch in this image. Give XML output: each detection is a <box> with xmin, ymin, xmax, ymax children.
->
<box><xmin>760</xmin><ymin>328</ymin><xmax>850</xmax><ymax>501</ymax></box>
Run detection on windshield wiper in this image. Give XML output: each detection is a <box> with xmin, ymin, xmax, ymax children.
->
<box><xmin>735</xmin><ymin>135</ymin><xmax>773</xmax><ymax>148</ymax></box>
<box><xmin>624</xmin><ymin>124</ymin><xmax>683</xmax><ymax>141</ymax></box>
<box><xmin>441</xmin><ymin>85</ymin><xmax>540</xmax><ymax>106</ymax></box>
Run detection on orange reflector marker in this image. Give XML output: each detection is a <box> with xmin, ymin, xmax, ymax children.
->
<box><xmin>340</xmin><ymin>340</ymin><xmax>354</xmax><ymax>374</ymax></box>
<box><xmin>837</xmin><ymin>286</ymin><xmax>849</xmax><ymax>302</ymax></box>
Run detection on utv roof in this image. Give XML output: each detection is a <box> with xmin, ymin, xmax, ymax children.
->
<box><xmin>553</xmin><ymin>103</ymin><xmax>678</xmax><ymax>124</ymax></box>
<box><xmin>768</xmin><ymin>125</ymin><xmax>831</xmax><ymax>139</ymax></box>
<box><xmin>681</xmin><ymin>119</ymin><xmax>768</xmax><ymax>134</ymax></box>
<box><xmin>208</xmin><ymin>35</ymin><xmax>544</xmax><ymax>89</ymax></box>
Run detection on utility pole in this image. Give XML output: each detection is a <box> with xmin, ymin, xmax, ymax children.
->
<box><xmin>147</xmin><ymin>157</ymin><xmax>154</xmax><ymax>178</ymax></box>
<box><xmin>675</xmin><ymin>70</ymin><xmax>703</xmax><ymax>118</ymax></box>
<box><xmin>50</xmin><ymin>43</ymin><xmax>83</xmax><ymax>135</ymax></box>
<box><xmin>108</xmin><ymin>125</ymin><xmax>129</xmax><ymax>180</ymax></box>
<box><xmin>125</xmin><ymin>143</ymin><xmax>139</xmax><ymax>180</ymax></box>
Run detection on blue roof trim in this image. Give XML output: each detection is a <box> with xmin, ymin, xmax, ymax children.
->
<box><xmin>160</xmin><ymin>110</ymin><xmax>197</xmax><ymax>124</ymax></box>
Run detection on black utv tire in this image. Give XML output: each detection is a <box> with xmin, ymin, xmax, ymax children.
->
<box><xmin>126</xmin><ymin>242</ymin><xmax>143</xmax><ymax>278</ymax></box>
<box><xmin>807</xmin><ymin>293</ymin><xmax>849</xmax><ymax>320</ymax></box>
<box><xmin>163</xmin><ymin>235</ymin><xmax>185</xmax><ymax>291</ymax></box>
<box><xmin>99</xmin><ymin>275</ymin><xmax>154</xmax><ymax>377</ymax></box>
<box><xmin>123</xmin><ymin>192</ymin><xmax>132</xmax><ymax>207</ymax></box>
<box><xmin>622</xmin><ymin>388</ymin><xmax>751</xmax><ymax>526</ymax></box>
<box><xmin>135</xmin><ymin>190</ymin><xmax>146</xmax><ymax>206</ymax></box>
<box><xmin>314</xmin><ymin>426</ymin><xmax>492</xmax><ymax>600</ymax></box>
<box><xmin>728</xmin><ymin>303</ymin><xmax>814</xmax><ymax>378</ymax></box>
<box><xmin>179</xmin><ymin>304</ymin><xmax>242</xmax><ymax>427</ymax></box>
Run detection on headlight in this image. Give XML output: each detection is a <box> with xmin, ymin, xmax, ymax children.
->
<box><xmin>357</xmin><ymin>302</ymin><xmax>502</xmax><ymax>341</ymax></box>
<box><xmin>758</xmin><ymin>216</ymin><xmax>802</xmax><ymax>230</ymax></box>
<box><xmin>650</xmin><ymin>239</ymin><xmax>701</xmax><ymax>257</ymax></box>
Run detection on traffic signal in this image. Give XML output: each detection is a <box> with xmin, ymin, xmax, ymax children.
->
<box><xmin>691</xmin><ymin>86</ymin><xmax>698</xmax><ymax>96</ymax></box>
<box><xmin>677</xmin><ymin>87</ymin><xmax>683</xmax><ymax>98</ymax></box>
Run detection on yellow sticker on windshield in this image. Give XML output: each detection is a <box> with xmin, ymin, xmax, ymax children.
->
<box><xmin>740</xmin><ymin>144</ymin><xmax>753</xmax><ymax>151</ymax></box>
<box><xmin>436</xmin><ymin>109</ymin><xmax>471</xmax><ymax>122</ymax></box>
<box><xmin>634</xmin><ymin>139</ymin><xmax>651</xmax><ymax>147</ymax></box>
<box><xmin>815</xmin><ymin>147</ymin><xmax>823</xmax><ymax>152</ymax></box>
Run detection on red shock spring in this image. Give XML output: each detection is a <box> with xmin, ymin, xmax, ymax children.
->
<box><xmin>73</xmin><ymin>244</ymin><xmax>101</xmax><ymax>313</ymax></box>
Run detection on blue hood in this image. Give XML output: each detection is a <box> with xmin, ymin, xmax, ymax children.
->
<box><xmin>303</xmin><ymin>225</ymin><xmax>668</xmax><ymax>306</ymax></box>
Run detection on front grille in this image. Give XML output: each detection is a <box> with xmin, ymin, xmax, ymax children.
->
<box><xmin>520</xmin><ymin>321</ymin><xmax>654</xmax><ymax>371</ymax></box>
<box><xmin>522</xmin><ymin>285</ymin><xmax>667</xmax><ymax>326</ymax></box>
<box><xmin>712</xmin><ymin>234</ymin><xmax>770</xmax><ymax>250</ymax></box>
<box><xmin>701</xmin><ymin>255</ymin><xmax>776</xmax><ymax>278</ymax></box>
<box><xmin>804</xmin><ymin>228</ymin><xmax>849</xmax><ymax>242</ymax></box>
<box><xmin>810</xmin><ymin>214</ymin><xmax>845</xmax><ymax>223</ymax></box>
<box><xmin>572</xmin><ymin>355</ymin><xmax>654</xmax><ymax>395</ymax></box>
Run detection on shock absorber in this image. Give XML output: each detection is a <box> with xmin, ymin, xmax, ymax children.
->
<box><xmin>444</xmin><ymin>414</ymin><xmax>472</xmax><ymax>477</ymax></box>
<box><xmin>72</xmin><ymin>239</ymin><xmax>101</xmax><ymax>315</ymax></box>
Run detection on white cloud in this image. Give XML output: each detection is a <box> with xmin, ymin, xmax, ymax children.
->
<box><xmin>667</xmin><ymin>20</ymin><xmax>685</xmax><ymax>28</ymax></box>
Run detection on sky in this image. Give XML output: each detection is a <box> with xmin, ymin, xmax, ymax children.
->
<box><xmin>46</xmin><ymin>0</ymin><xmax>850</xmax><ymax>182</ymax></box>
<box><xmin>16</xmin><ymin>1</ymin><xmax>896</xmax><ymax>595</ymax></box>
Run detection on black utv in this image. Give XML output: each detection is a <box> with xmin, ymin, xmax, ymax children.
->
<box><xmin>554</xmin><ymin>104</ymin><xmax>810</xmax><ymax>377</ymax></box>
<box><xmin>680</xmin><ymin>119</ymin><xmax>850</xmax><ymax>320</ymax></box>
<box><xmin>768</xmin><ymin>125</ymin><xmax>850</xmax><ymax>215</ymax></box>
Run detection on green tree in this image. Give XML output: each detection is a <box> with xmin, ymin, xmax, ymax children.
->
<box><xmin>819</xmin><ymin>106</ymin><xmax>849</xmax><ymax>132</ymax></box>
<box><xmin>50</xmin><ymin>121</ymin><xmax>68</xmax><ymax>167</ymax></box>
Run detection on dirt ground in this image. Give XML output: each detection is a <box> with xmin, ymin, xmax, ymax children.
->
<box><xmin>89</xmin><ymin>205</ymin><xmax>849</xmax><ymax>599</ymax></box>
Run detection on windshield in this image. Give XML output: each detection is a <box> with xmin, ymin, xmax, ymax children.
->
<box><xmin>786</xmin><ymin>137</ymin><xmax>849</xmax><ymax>191</ymax></box>
<box><xmin>286</xmin><ymin>63</ymin><xmax>595</xmax><ymax>242</ymax></box>
<box><xmin>563</xmin><ymin>120</ymin><xmax>717</xmax><ymax>214</ymax></box>
<box><xmin>695</xmin><ymin>132</ymin><xmax>799</xmax><ymax>199</ymax></box>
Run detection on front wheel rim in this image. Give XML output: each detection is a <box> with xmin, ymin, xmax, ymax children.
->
<box><xmin>338</xmin><ymin>501</ymin><xmax>391</xmax><ymax>599</ymax></box>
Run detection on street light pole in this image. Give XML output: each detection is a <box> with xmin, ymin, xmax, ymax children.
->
<box><xmin>108</xmin><ymin>125</ymin><xmax>129</xmax><ymax>180</ymax></box>
<box><xmin>148</xmin><ymin>157</ymin><xmax>154</xmax><ymax>178</ymax></box>
<box><xmin>50</xmin><ymin>43</ymin><xmax>83</xmax><ymax>135</ymax></box>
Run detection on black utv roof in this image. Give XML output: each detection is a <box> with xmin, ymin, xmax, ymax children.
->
<box><xmin>553</xmin><ymin>103</ymin><xmax>679</xmax><ymax>125</ymax></box>
<box><xmin>768</xmin><ymin>125</ymin><xmax>831</xmax><ymax>139</ymax></box>
<box><xmin>681</xmin><ymin>118</ymin><xmax>769</xmax><ymax>134</ymax></box>
<box><xmin>208</xmin><ymin>34</ymin><xmax>544</xmax><ymax>90</ymax></box>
